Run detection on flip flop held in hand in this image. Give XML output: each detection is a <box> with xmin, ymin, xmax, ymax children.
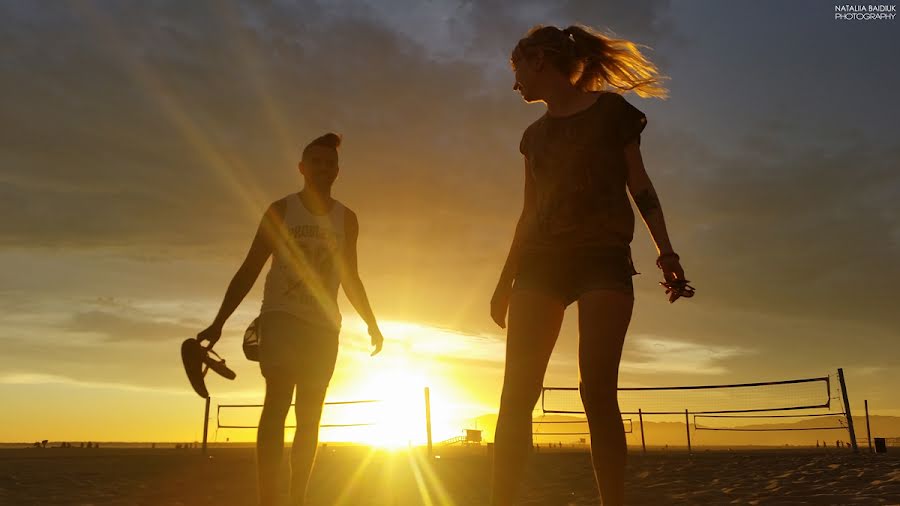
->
<box><xmin>656</xmin><ymin>252</ymin><xmax>695</xmax><ymax>303</ymax></box>
<box><xmin>180</xmin><ymin>337</ymin><xmax>236</xmax><ymax>399</ymax></box>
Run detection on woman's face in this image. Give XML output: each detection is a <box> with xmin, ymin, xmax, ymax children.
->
<box><xmin>512</xmin><ymin>50</ymin><xmax>544</xmax><ymax>103</ymax></box>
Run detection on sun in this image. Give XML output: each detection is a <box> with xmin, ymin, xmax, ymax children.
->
<box><xmin>319</xmin><ymin>319</ymin><xmax>485</xmax><ymax>449</ymax></box>
<box><xmin>369</xmin><ymin>369</ymin><xmax>430</xmax><ymax>449</ymax></box>
<box><xmin>325</xmin><ymin>368</ymin><xmax>429</xmax><ymax>449</ymax></box>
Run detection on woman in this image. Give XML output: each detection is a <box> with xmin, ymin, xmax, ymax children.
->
<box><xmin>490</xmin><ymin>25</ymin><xmax>694</xmax><ymax>505</ymax></box>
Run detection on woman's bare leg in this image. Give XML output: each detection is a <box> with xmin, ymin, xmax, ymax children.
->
<box><xmin>491</xmin><ymin>289</ymin><xmax>566</xmax><ymax>506</ymax></box>
<box><xmin>577</xmin><ymin>289</ymin><xmax>634</xmax><ymax>506</ymax></box>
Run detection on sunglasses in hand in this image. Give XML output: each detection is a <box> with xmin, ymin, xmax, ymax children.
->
<box><xmin>659</xmin><ymin>279</ymin><xmax>695</xmax><ymax>303</ymax></box>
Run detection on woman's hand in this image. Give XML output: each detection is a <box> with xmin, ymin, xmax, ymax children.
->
<box><xmin>658</xmin><ymin>254</ymin><xmax>685</xmax><ymax>282</ymax></box>
<box><xmin>490</xmin><ymin>282</ymin><xmax>513</xmax><ymax>329</ymax></box>
<box><xmin>657</xmin><ymin>254</ymin><xmax>694</xmax><ymax>303</ymax></box>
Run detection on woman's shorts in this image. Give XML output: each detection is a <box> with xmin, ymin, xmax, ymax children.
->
<box><xmin>258</xmin><ymin>310</ymin><xmax>339</xmax><ymax>387</ymax></box>
<box><xmin>513</xmin><ymin>246</ymin><xmax>639</xmax><ymax>306</ymax></box>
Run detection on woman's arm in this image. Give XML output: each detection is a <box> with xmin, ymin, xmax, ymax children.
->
<box><xmin>624</xmin><ymin>141</ymin><xmax>675</xmax><ymax>255</ymax></box>
<box><xmin>625</xmin><ymin>141</ymin><xmax>692</xmax><ymax>302</ymax></box>
<box><xmin>491</xmin><ymin>158</ymin><xmax>536</xmax><ymax>328</ymax></box>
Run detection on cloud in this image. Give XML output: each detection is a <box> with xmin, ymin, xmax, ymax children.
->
<box><xmin>621</xmin><ymin>334</ymin><xmax>755</xmax><ymax>376</ymax></box>
<box><xmin>337</xmin><ymin>317</ymin><xmax>506</xmax><ymax>366</ymax></box>
<box><xmin>651</xmin><ymin>121</ymin><xmax>900</xmax><ymax>328</ymax></box>
<box><xmin>63</xmin><ymin>310</ymin><xmax>198</xmax><ymax>343</ymax></box>
<box><xmin>12</xmin><ymin>296</ymin><xmax>208</xmax><ymax>343</ymax></box>
<box><xmin>0</xmin><ymin>298</ymin><xmax>253</xmax><ymax>394</ymax></box>
<box><xmin>2</xmin><ymin>0</ymin><xmax>899</xmax><ymax>414</ymax></box>
<box><xmin>0</xmin><ymin>371</ymin><xmax>188</xmax><ymax>395</ymax></box>
<box><xmin>0</xmin><ymin>0</ymin><xmax>676</xmax><ymax>253</ymax></box>
<box><xmin>854</xmin><ymin>366</ymin><xmax>887</xmax><ymax>376</ymax></box>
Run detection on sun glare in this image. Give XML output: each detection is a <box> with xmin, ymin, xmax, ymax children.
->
<box><xmin>325</xmin><ymin>368</ymin><xmax>428</xmax><ymax>449</ymax></box>
<box><xmin>322</xmin><ymin>319</ymin><xmax>484</xmax><ymax>449</ymax></box>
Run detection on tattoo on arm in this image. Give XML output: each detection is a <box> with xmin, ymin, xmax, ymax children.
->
<box><xmin>634</xmin><ymin>189</ymin><xmax>661</xmax><ymax>217</ymax></box>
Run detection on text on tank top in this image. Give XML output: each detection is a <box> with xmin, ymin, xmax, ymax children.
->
<box><xmin>260</xmin><ymin>193</ymin><xmax>346</xmax><ymax>330</ymax></box>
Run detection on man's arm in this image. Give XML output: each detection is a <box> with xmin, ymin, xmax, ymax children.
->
<box><xmin>198</xmin><ymin>202</ymin><xmax>279</xmax><ymax>348</ymax></box>
<box><xmin>339</xmin><ymin>209</ymin><xmax>383</xmax><ymax>355</ymax></box>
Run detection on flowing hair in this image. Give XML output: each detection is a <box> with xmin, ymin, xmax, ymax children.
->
<box><xmin>512</xmin><ymin>24</ymin><xmax>669</xmax><ymax>99</ymax></box>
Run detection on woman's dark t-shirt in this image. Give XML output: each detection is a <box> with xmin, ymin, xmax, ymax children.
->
<box><xmin>518</xmin><ymin>91</ymin><xmax>647</xmax><ymax>255</ymax></box>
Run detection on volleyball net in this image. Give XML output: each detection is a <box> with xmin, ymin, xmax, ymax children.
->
<box><xmin>539</xmin><ymin>370</ymin><xmax>858</xmax><ymax>449</ymax></box>
<box><xmin>211</xmin><ymin>387</ymin><xmax>439</xmax><ymax>449</ymax></box>
<box><xmin>541</xmin><ymin>375</ymin><xmax>832</xmax><ymax>415</ymax></box>
<box><xmin>215</xmin><ymin>398</ymin><xmax>394</xmax><ymax>444</ymax></box>
<box><xmin>217</xmin><ymin>399</ymin><xmax>383</xmax><ymax>429</ymax></box>
<box><xmin>531</xmin><ymin>416</ymin><xmax>632</xmax><ymax>442</ymax></box>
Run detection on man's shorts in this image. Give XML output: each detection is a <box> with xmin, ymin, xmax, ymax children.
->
<box><xmin>513</xmin><ymin>246</ymin><xmax>639</xmax><ymax>307</ymax></box>
<box><xmin>258</xmin><ymin>310</ymin><xmax>339</xmax><ymax>387</ymax></box>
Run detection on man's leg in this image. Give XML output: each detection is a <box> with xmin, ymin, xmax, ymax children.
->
<box><xmin>288</xmin><ymin>384</ymin><xmax>329</xmax><ymax>505</ymax></box>
<box><xmin>577</xmin><ymin>289</ymin><xmax>634</xmax><ymax>506</ymax></box>
<box><xmin>258</xmin><ymin>374</ymin><xmax>295</xmax><ymax>506</ymax></box>
<box><xmin>490</xmin><ymin>289</ymin><xmax>566</xmax><ymax>506</ymax></box>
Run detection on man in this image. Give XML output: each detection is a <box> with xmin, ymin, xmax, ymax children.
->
<box><xmin>198</xmin><ymin>132</ymin><xmax>384</xmax><ymax>505</ymax></box>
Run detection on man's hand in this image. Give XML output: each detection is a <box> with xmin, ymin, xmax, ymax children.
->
<box><xmin>490</xmin><ymin>283</ymin><xmax>513</xmax><ymax>329</ymax></box>
<box><xmin>368</xmin><ymin>325</ymin><xmax>384</xmax><ymax>356</ymax></box>
<box><xmin>197</xmin><ymin>324</ymin><xmax>223</xmax><ymax>350</ymax></box>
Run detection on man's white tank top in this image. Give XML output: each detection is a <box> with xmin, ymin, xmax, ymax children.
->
<box><xmin>260</xmin><ymin>193</ymin><xmax>346</xmax><ymax>330</ymax></box>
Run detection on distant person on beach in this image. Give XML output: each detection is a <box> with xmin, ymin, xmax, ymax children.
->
<box><xmin>490</xmin><ymin>25</ymin><xmax>692</xmax><ymax>506</ymax></box>
<box><xmin>198</xmin><ymin>133</ymin><xmax>385</xmax><ymax>506</ymax></box>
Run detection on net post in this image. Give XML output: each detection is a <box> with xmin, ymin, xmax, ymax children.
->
<box><xmin>425</xmin><ymin>387</ymin><xmax>433</xmax><ymax>458</ymax></box>
<box><xmin>638</xmin><ymin>409</ymin><xmax>646</xmax><ymax>453</ymax></box>
<box><xmin>684</xmin><ymin>409</ymin><xmax>692</xmax><ymax>454</ymax></box>
<box><xmin>865</xmin><ymin>399</ymin><xmax>872</xmax><ymax>453</ymax></box>
<box><xmin>837</xmin><ymin>368</ymin><xmax>858</xmax><ymax>453</ymax></box>
<box><xmin>202</xmin><ymin>396</ymin><xmax>211</xmax><ymax>455</ymax></box>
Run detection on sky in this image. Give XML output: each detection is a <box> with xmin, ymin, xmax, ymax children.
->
<box><xmin>1</xmin><ymin>0</ymin><xmax>898</xmax><ymax>445</ymax></box>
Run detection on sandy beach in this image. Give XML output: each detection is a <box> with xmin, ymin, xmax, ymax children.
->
<box><xmin>1</xmin><ymin>446</ymin><xmax>898</xmax><ymax>505</ymax></box>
